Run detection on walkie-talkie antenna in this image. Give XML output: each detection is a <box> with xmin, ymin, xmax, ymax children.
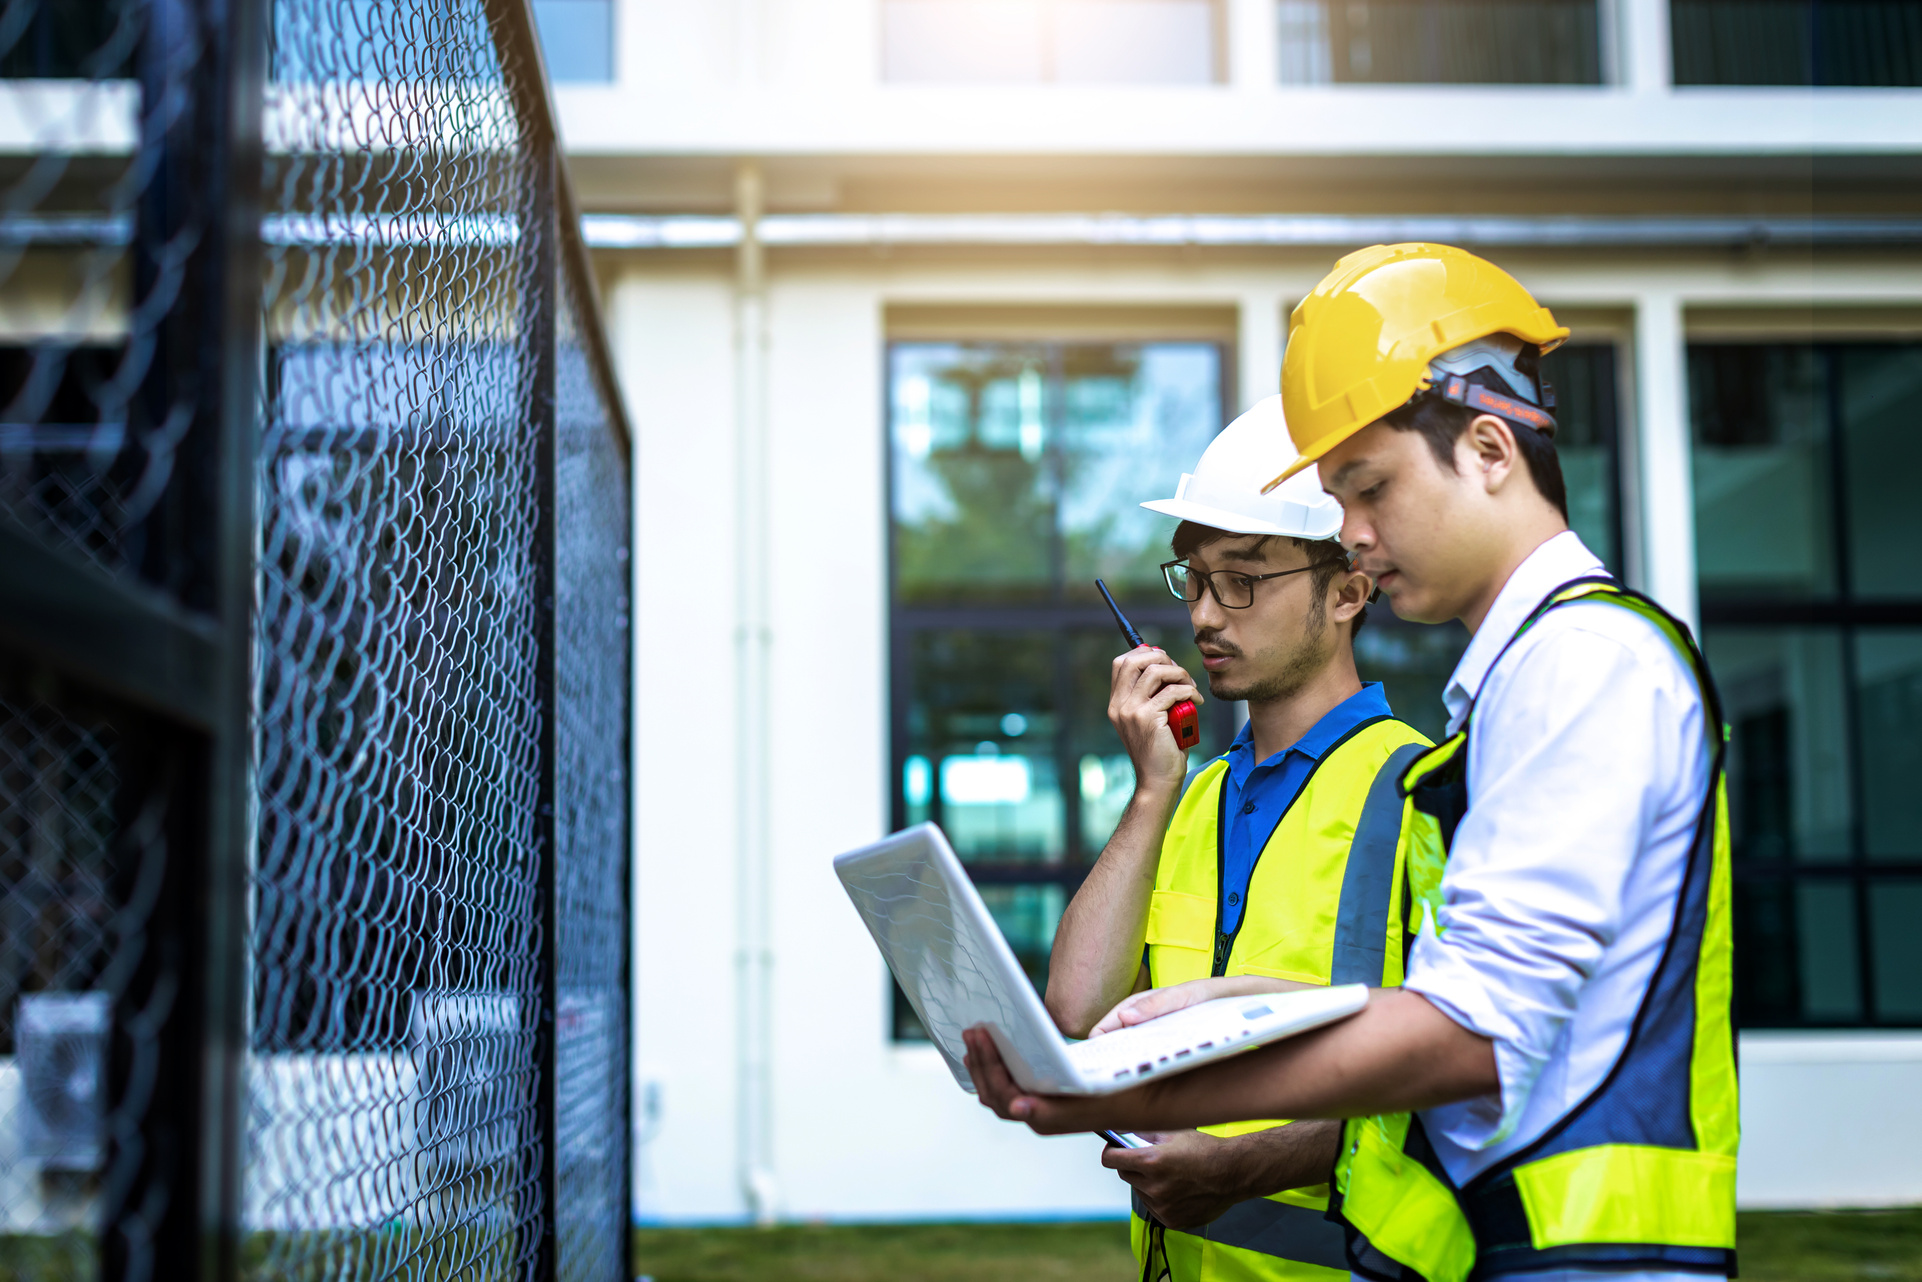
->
<box><xmin>1094</xmin><ymin>578</ymin><xmax>1143</xmax><ymax>649</ymax></box>
<box><xmin>1092</xmin><ymin>578</ymin><xmax>1200</xmax><ymax>750</ymax></box>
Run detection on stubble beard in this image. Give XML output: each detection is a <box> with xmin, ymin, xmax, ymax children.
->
<box><xmin>1204</xmin><ymin>610</ymin><xmax>1333</xmax><ymax>705</ymax></box>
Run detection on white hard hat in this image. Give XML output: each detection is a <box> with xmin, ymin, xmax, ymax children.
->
<box><xmin>1140</xmin><ymin>395</ymin><xmax>1343</xmax><ymax>540</ymax></box>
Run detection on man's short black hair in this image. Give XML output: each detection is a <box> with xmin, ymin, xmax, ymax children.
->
<box><xmin>1379</xmin><ymin>351</ymin><xmax>1569</xmax><ymax>520</ymax></box>
<box><xmin>1170</xmin><ymin>523</ymin><xmax>1366</xmax><ymax>639</ymax></box>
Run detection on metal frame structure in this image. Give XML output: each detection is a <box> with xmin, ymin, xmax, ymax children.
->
<box><xmin>0</xmin><ymin>0</ymin><xmax>634</xmax><ymax>1277</ymax></box>
<box><xmin>1698</xmin><ymin>341</ymin><xmax>1922</xmax><ymax>1030</ymax></box>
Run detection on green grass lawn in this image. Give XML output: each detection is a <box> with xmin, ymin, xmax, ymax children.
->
<box><xmin>634</xmin><ymin>1210</ymin><xmax>1922</xmax><ymax>1282</ymax></box>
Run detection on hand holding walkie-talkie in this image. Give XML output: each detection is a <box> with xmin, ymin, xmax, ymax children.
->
<box><xmin>1095</xmin><ymin>578</ymin><xmax>1201</xmax><ymax>751</ymax></box>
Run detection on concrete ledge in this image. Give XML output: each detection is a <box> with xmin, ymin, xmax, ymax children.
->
<box><xmin>1737</xmin><ymin>1033</ymin><xmax>1922</xmax><ymax>1209</ymax></box>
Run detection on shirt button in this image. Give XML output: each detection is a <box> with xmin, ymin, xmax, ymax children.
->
<box><xmin>1227</xmin><ymin>892</ymin><xmax>1240</xmax><ymax>906</ymax></box>
<box><xmin>1242</xmin><ymin>802</ymin><xmax>1256</xmax><ymax>814</ymax></box>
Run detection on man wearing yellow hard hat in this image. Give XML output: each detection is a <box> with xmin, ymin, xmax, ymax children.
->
<box><xmin>962</xmin><ymin>243</ymin><xmax>1738</xmax><ymax>1282</ymax></box>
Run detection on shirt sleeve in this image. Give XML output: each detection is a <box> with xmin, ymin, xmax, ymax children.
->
<box><xmin>1402</xmin><ymin>614</ymin><xmax>1701</xmax><ymax>1149</ymax></box>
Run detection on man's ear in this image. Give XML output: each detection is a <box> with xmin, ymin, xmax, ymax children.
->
<box><xmin>1331</xmin><ymin>567</ymin><xmax>1373</xmax><ymax>624</ymax></box>
<box><xmin>1462</xmin><ymin>413</ymin><xmax>1519</xmax><ymax>492</ymax></box>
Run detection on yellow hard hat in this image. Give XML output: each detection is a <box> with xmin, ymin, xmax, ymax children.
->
<box><xmin>1266</xmin><ymin>243</ymin><xmax>1569</xmax><ymax>488</ymax></box>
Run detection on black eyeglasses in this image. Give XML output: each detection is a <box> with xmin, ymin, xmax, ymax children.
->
<box><xmin>1160</xmin><ymin>559</ymin><xmax>1317</xmax><ymax>609</ymax></box>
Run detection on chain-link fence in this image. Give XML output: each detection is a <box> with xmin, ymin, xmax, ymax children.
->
<box><xmin>0</xmin><ymin>0</ymin><xmax>633</xmax><ymax>1277</ymax></box>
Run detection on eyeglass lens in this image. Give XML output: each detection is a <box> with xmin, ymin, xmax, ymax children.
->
<box><xmin>1164</xmin><ymin>565</ymin><xmax>1253</xmax><ymax>608</ymax></box>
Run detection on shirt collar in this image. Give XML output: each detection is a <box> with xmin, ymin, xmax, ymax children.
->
<box><xmin>1228</xmin><ymin>681</ymin><xmax>1394</xmax><ymax>769</ymax></box>
<box><xmin>1443</xmin><ymin>529</ymin><xmax>1608</xmax><ymax>732</ymax></box>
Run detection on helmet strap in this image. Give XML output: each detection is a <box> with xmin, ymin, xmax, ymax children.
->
<box><xmin>1434</xmin><ymin>372</ymin><xmax>1559</xmax><ymax>438</ymax></box>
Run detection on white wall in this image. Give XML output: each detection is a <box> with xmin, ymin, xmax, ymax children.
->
<box><xmin>606</xmin><ymin>250</ymin><xmax>1922</xmax><ymax>1223</ymax></box>
<box><xmin>1738</xmin><ymin>1035</ymin><xmax>1922</xmax><ymax>1208</ymax></box>
<box><xmin>611</xmin><ymin>269</ymin><xmax>749</xmax><ymax>1221</ymax></box>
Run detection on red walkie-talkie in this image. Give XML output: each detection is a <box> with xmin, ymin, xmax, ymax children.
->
<box><xmin>1095</xmin><ymin>578</ymin><xmax>1201</xmax><ymax>751</ymax></box>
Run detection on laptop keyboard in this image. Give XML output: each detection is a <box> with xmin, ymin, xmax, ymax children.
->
<box><xmin>1067</xmin><ymin>1001</ymin><xmax>1273</xmax><ymax>1082</ymax></box>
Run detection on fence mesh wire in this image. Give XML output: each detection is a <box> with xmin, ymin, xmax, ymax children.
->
<box><xmin>248</xmin><ymin>0</ymin><xmax>630</xmax><ymax>1278</ymax></box>
<box><xmin>0</xmin><ymin>0</ymin><xmax>632</xmax><ymax>1277</ymax></box>
<box><xmin>0</xmin><ymin>2</ymin><xmax>211</xmax><ymax>1278</ymax></box>
<box><xmin>0</xmin><ymin>688</ymin><xmax>117</xmax><ymax>1276</ymax></box>
<box><xmin>551</xmin><ymin>266</ymin><xmax>631</xmax><ymax>1282</ymax></box>
<box><xmin>0</xmin><ymin>0</ymin><xmax>226</xmax><ymax>600</ymax></box>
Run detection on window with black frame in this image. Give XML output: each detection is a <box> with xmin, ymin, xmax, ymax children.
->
<box><xmin>1690</xmin><ymin>343</ymin><xmax>1922</xmax><ymax>1028</ymax></box>
<box><xmin>1670</xmin><ymin>0</ymin><xmax>1922</xmax><ymax>85</ymax></box>
<box><xmin>884</xmin><ymin>337</ymin><xmax>1624</xmax><ymax>1040</ymax></box>
<box><xmin>1276</xmin><ymin>0</ymin><xmax>1604</xmax><ymax>84</ymax></box>
<box><xmin>887</xmin><ymin>339</ymin><xmax>1238</xmax><ymax>1039</ymax></box>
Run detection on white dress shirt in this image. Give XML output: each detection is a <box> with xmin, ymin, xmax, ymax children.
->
<box><xmin>1396</xmin><ymin>531</ymin><xmax>1711</xmax><ymax>1282</ymax></box>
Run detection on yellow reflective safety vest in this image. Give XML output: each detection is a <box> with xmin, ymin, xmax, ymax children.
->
<box><xmin>1328</xmin><ymin>578</ymin><xmax>1739</xmax><ymax>1282</ymax></box>
<box><xmin>1131</xmin><ymin>713</ymin><xmax>1433</xmax><ymax>1282</ymax></box>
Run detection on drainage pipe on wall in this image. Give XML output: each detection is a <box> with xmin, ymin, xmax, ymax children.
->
<box><xmin>732</xmin><ymin>159</ymin><xmax>779</xmax><ymax>1226</ymax></box>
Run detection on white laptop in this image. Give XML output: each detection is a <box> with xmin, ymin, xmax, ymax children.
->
<box><xmin>834</xmin><ymin>823</ymin><xmax>1368</xmax><ymax>1096</ymax></box>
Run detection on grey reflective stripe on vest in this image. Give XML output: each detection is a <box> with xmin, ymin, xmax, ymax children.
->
<box><xmin>1134</xmin><ymin>1189</ymin><xmax>1350</xmax><ymax>1270</ymax></box>
<box><xmin>1330</xmin><ymin>741</ymin><xmax>1427</xmax><ymax>986</ymax></box>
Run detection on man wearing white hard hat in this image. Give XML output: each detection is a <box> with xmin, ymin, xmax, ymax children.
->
<box><xmin>1044</xmin><ymin>396</ymin><xmax>1432</xmax><ymax>1282</ymax></box>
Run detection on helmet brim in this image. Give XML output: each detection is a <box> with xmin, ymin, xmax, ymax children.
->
<box><xmin>1260</xmin><ymin>451</ymin><xmax>1321</xmax><ymax>494</ymax></box>
<box><xmin>1140</xmin><ymin>496</ymin><xmax>1341</xmax><ymax>541</ymax></box>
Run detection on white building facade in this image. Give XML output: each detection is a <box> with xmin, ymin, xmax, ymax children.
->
<box><xmin>534</xmin><ymin>0</ymin><xmax>1922</xmax><ymax>1225</ymax></box>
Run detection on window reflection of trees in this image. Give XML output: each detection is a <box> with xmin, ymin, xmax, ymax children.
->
<box><xmin>887</xmin><ymin>339</ymin><xmax>1232</xmax><ymax>1039</ymax></box>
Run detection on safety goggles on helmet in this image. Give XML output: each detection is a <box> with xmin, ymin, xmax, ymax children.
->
<box><xmin>1420</xmin><ymin>332</ymin><xmax>1559</xmax><ymax>436</ymax></box>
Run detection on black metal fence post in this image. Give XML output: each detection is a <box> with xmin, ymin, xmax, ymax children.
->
<box><xmin>0</xmin><ymin>0</ymin><xmax>263</xmax><ymax>1276</ymax></box>
<box><xmin>110</xmin><ymin>0</ymin><xmax>263</xmax><ymax>1273</ymax></box>
<box><xmin>2</xmin><ymin>0</ymin><xmax>630</xmax><ymax>1275</ymax></box>
<box><xmin>528</xmin><ymin>143</ymin><xmax>561</xmax><ymax>1282</ymax></box>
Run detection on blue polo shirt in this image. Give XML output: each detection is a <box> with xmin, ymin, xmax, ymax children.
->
<box><xmin>1214</xmin><ymin>681</ymin><xmax>1394</xmax><ymax>936</ymax></box>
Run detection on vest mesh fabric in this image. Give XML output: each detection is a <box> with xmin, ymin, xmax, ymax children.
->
<box><xmin>1327</xmin><ymin>580</ymin><xmax>1739</xmax><ymax>1282</ymax></box>
<box><xmin>1135</xmin><ymin>717</ymin><xmax>1432</xmax><ymax>1282</ymax></box>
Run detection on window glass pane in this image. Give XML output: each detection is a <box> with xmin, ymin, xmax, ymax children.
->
<box><xmin>883</xmin><ymin>0</ymin><xmax>1046</xmax><ymax>82</ymax></box>
<box><xmin>1354</xmin><ymin>616</ymin><xmax>1469</xmax><ymax>745</ymax></box>
<box><xmin>1854</xmin><ymin>630</ymin><xmax>1922</xmax><ymax>863</ymax></box>
<box><xmin>1870</xmin><ymin>881</ymin><xmax>1922</xmax><ymax>1023</ymax></box>
<box><xmin>887</xmin><ymin>337</ymin><xmax>1225</xmax><ymax>1038</ymax></box>
<box><xmin>1670</xmin><ymin>0</ymin><xmax>1813</xmax><ymax>83</ymax></box>
<box><xmin>1541</xmin><ymin>343</ymin><xmax>1621</xmax><ymax>571</ymax></box>
<box><xmin>532</xmin><ymin>0</ymin><xmax>614</xmax><ymax>83</ymax></box>
<box><xmin>1294</xmin><ymin>0</ymin><xmax>1602</xmax><ymax>83</ymax></box>
<box><xmin>892</xmin><ymin>344</ymin><xmax>1055</xmax><ymax>604</ymax></box>
<box><xmin>891</xmin><ymin>341</ymin><xmax>1224</xmax><ymax>605</ymax></box>
<box><xmin>1689</xmin><ymin>345</ymin><xmax>1835</xmax><ymax>601</ymax></box>
<box><xmin>1060</xmin><ymin>343</ymin><xmax>1224</xmax><ymax>607</ymax></box>
<box><xmin>1054</xmin><ymin>0</ymin><xmax>1219</xmax><ymax>82</ymax></box>
<box><xmin>1671</xmin><ymin>0</ymin><xmax>1922</xmax><ymax>86</ymax></box>
<box><xmin>1705</xmin><ymin>627</ymin><xmax>1853</xmax><ymax>863</ymax></box>
<box><xmin>904</xmin><ymin>629</ymin><xmax>1063</xmax><ymax>863</ymax></box>
<box><xmin>1735</xmin><ymin>875</ymin><xmax>1863</xmax><ymax>1026</ymax></box>
<box><xmin>1277</xmin><ymin>0</ymin><xmax>1334</xmax><ymax>81</ymax></box>
<box><xmin>1840</xmin><ymin>345</ymin><xmax>1922</xmax><ymax>600</ymax></box>
<box><xmin>1795</xmin><ymin>880</ymin><xmax>1863</xmax><ymax>1022</ymax></box>
<box><xmin>883</xmin><ymin>0</ymin><xmax>1220</xmax><ymax>82</ymax></box>
<box><xmin>1733</xmin><ymin>880</ymin><xmax>1798</xmax><ymax>1023</ymax></box>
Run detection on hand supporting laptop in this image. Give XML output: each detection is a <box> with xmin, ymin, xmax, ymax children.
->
<box><xmin>959</xmin><ymin>986</ymin><xmax>1496</xmax><ymax>1136</ymax></box>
